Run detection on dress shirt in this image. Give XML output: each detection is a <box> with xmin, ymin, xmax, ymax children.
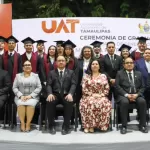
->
<box><xmin>49</xmin><ymin>56</ymin><xmax>55</xmax><ymax>64</ymax></box>
<box><xmin>0</xmin><ymin>49</ymin><xmax>4</xmax><ymax>55</ymax></box>
<box><xmin>26</xmin><ymin>52</ymin><xmax>32</xmax><ymax>60</ymax></box>
<box><xmin>145</xmin><ymin>60</ymin><xmax>150</xmax><ymax>73</ymax></box>
<box><xmin>58</xmin><ymin>68</ymin><xmax>65</xmax><ymax>76</ymax></box>
<box><xmin>8</xmin><ymin>50</ymin><xmax>15</xmax><ymax>56</ymax></box>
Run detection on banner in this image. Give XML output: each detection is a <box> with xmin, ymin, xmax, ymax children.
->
<box><xmin>12</xmin><ymin>17</ymin><xmax>150</xmax><ymax>57</ymax></box>
<box><xmin>0</xmin><ymin>3</ymin><xmax>12</xmax><ymax>37</ymax></box>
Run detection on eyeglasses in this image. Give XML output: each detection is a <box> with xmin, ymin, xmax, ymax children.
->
<box><xmin>24</xmin><ymin>64</ymin><xmax>31</xmax><ymax>67</ymax></box>
<box><xmin>125</xmin><ymin>62</ymin><xmax>134</xmax><ymax>64</ymax></box>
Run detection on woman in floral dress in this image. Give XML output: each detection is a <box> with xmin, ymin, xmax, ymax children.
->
<box><xmin>80</xmin><ymin>59</ymin><xmax>112</xmax><ymax>133</ymax></box>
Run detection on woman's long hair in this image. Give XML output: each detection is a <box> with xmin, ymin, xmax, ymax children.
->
<box><xmin>47</xmin><ymin>45</ymin><xmax>58</xmax><ymax>61</ymax></box>
<box><xmin>63</xmin><ymin>46</ymin><xmax>75</xmax><ymax>58</ymax></box>
<box><xmin>79</xmin><ymin>46</ymin><xmax>94</xmax><ymax>59</ymax></box>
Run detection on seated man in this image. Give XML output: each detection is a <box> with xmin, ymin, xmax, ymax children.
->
<box><xmin>46</xmin><ymin>56</ymin><xmax>77</xmax><ymax>135</ymax></box>
<box><xmin>0</xmin><ymin>69</ymin><xmax>11</xmax><ymax>119</ymax></box>
<box><xmin>115</xmin><ymin>57</ymin><xmax>148</xmax><ymax>134</ymax></box>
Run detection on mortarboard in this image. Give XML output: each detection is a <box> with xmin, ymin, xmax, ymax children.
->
<box><xmin>136</xmin><ymin>37</ymin><xmax>149</xmax><ymax>43</ymax></box>
<box><xmin>21</xmin><ymin>37</ymin><xmax>35</xmax><ymax>44</ymax></box>
<box><xmin>0</xmin><ymin>36</ymin><xmax>6</xmax><ymax>42</ymax></box>
<box><xmin>36</xmin><ymin>40</ymin><xmax>47</xmax><ymax>44</ymax></box>
<box><xmin>118</xmin><ymin>44</ymin><xmax>132</xmax><ymax>51</ymax></box>
<box><xmin>54</xmin><ymin>40</ymin><xmax>65</xmax><ymax>46</ymax></box>
<box><xmin>6</xmin><ymin>35</ymin><xmax>19</xmax><ymax>43</ymax></box>
<box><xmin>90</xmin><ymin>41</ymin><xmax>103</xmax><ymax>47</ymax></box>
<box><xmin>62</xmin><ymin>40</ymin><xmax>76</xmax><ymax>48</ymax></box>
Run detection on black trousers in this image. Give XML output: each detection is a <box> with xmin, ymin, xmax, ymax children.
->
<box><xmin>119</xmin><ymin>96</ymin><xmax>147</xmax><ymax>127</ymax></box>
<box><xmin>0</xmin><ymin>95</ymin><xmax>8</xmax><ymax>120</ymax></box>
<box><xmin>46</xmin><ymin>94</ymin><xmax>73</xmax><ymax>128</ymax></box>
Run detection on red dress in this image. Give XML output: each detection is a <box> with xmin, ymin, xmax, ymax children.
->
<box><xmin>80</xmin><ymin>74</ymin><xmax>112</xmax><ymax>130</ymax></box>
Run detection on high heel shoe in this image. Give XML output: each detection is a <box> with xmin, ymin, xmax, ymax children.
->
<box><xmin>20</xmin><ymin>123</ymin><xmax>25</xmax><ymax>132</ymax></box>
<box><xmin>25</xmin><ymin>123</ymin><xmax>31</xmax><ymax>132</ymax></box>
<box><xmin>89</xmin><ymin>128</ymin><xmax>94</xmax><ymax>133</ymax></box>
<box><xmin>84</xmin><ymin>128</ymin><xmax>89</xmax><ymax>133</ymax></box>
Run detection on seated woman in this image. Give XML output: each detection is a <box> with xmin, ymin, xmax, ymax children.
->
<box><xmin>80</xmin><ymin>59</ymin><xmax>112</xmax><ymax>133</ymax></box>
<box><xmin>13</xmin><ymin>60</ymin><xmax>42</xmax><ymax>132</ymax></box>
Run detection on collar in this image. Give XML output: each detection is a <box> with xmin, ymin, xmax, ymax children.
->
<box><xmin>0</xmin><ymin>49</ymin><xmax>4</xmax><ymax>55</ymax></box>
<box><xmin>26</xmin><ymin>52</ymin><xmax>32</xmax><ymax>56</ymax></box>
<box><xmin>83</xmin><ymin>57</ymin><xmax>91</xmax><ymax>62</ymax></box>
<box><xmin>49</xmin><ymin>56</ymin><xmax>55</xmax><ymax>59</ymax></box>
<box><xmin>136</xmin><ymin>49</ymin><xmax>143</xmax><ymax>53</ymax></box>
<box><xmin>8</xmin><ymin>50</ymin><xmax>15</xmax><ymax>56</ymax></box>
<box><xmin>58</xmin><ymin>68</ymin><xmax>65</xmax><ymax>73</ymax></box>
<box><xmin>126</xmin><ymin>70</ymin><xmax>134</xmax><ymax>74</ymax></box>
<box><xmin>108</xmin><ymin>54</ymin><xmax>114</xmax><ymax>58</ymax></box>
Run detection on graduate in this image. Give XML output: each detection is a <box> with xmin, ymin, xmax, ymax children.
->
<box><xmin>3</xmin><ymin>35</ymin><xmax>22</xmax><ymax>82</ymax></box>
<box><xmin>35</xmin><ymin>39</ymin><xmax>47</xmax><ymax>57</ymax></box>
<box><xmin>90</xmin><ymin>41</ymin><xmax>103</xmax><ymax>59</ymax></box>
<box><xmin>131</xmin><ymin>37</ymin><xmax>149</xmax><ymax>61</ymax></box>
<box><xmin>62</xmin><ymin>40</ymin><xmax>79</xmax><ymax>78</ymax></box>
<box><xmin>21</xmin><ymin>37</ymin><xmax>38</xmax><ymax>73</ymax></box>
<box><xmin>54</xmin><ymin>40</ymin><xmax>64</xmax><ymax>56</ymax></box>
<box><xmin>118</xmin><ymin>44</ymin><xmax>132</xmax><ymax>61</ymax></box>
<box><xmin>0</xmin><ymin>36</ymin><xmax>6</xmax><ymax>69</ymax></box>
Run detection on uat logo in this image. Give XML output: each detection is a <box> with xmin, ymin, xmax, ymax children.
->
<box><xmin>42</xmin><ymin>19</ymin><xmax>80</xmax><ymax>33</ymax></box>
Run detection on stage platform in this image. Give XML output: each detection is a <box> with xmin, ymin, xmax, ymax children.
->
<box><xmin>0</xmin><ymin>110</ymin><xmax>150</xmax><ymax>150</ymax></box>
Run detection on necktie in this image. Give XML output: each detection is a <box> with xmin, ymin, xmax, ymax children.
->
<box><xmin>96</xmin><ymin>54</ymin><xmax>99</xmax><ymax>58</ymax></box>
<box><xmin>9</xmin><ymin>53</ymin><xmax>12</xmax><ymax>56</ymax></box>
<box><xmin>128</xmin><ymin>73</ymin><xmax>135</xmax><ymax>93</ymax></box>
<box><xmin>110</xmin><ymin>55</ymin><xmax>114</xmax><ymax>68</ymax></box>
<box><xmin>59</xmin><ymin>71</ymin><xmax>63</xmax><ymax>79</ymax></box>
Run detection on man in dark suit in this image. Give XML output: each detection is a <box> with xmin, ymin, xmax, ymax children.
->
<box><xmin>135</xmin><ymin>48</ymin><xmax>150</xmax><ymax>101</ymax></box>
<box><xmin>115</xmin><ymin>57</ymin><xmax>148</xmax><ymax>134</ymax></box>
<box><xmin>101</xmin><ymin>41</ymin><xmax>123</xmax><ymax>100</ymax></box>
<box><xmin>0</xmin><ymin>69</ymin><xmax>11</xmax><ymax>119</ymax></box>
<box><xmin>46</xmin><ymin>56</ymin><xmax>77</xmax><ymax>135</ymax></box>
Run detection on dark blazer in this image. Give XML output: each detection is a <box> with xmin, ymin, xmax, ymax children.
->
<box><xmin>101</xmin><ymin>54</ymin><xmax>123</xmax><ymax>81</ymax></box>
<box><xmin>135</xmin><ymin>58</ymin><xmax>149</xmax><ymax>86</ymax></box>
<box><xmin>46</xmin><ymin>68</ymin><xmax>77</xmax><ymax>97</ymax></box>
<box><xmin>0</xmin><ymin>69</ymin><xmax>11</xmax><ymax>96</ymax></box>
<box><xmin>115</xmin><ymin>69</ymin><xmax>145</xmax><ymax>101</ymax></box>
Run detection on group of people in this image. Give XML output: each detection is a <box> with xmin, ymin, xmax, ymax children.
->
<box><xmin>0</xmin><ymin>35</ymin><xmax>150</xmax><ymax>135</ymax></box>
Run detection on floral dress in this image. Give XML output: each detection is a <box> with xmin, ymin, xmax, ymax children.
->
<box><xmin>79</xmin><ymin>74</ymin><xmax>112</xmax><ymax>130</ymax></box>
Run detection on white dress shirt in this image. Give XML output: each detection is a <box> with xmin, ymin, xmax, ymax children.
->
<box><xmin>145</xmin><ymin>60</ymin><xmax>150</xmax><ymax>73</ymax></box>
<box><xmin>0</xmin><ymin>49</ymin><xmax>4</xmax><ymax>55</ymax></box>
<box><xmin>83</xmin><ymin>57</ymin><xmax>90</xmax><ymax>76</ymax></box>
<box><xmin>49</xmin><ymin>56</ymin><xmax>55</xmax><ymax>64</ymax></box>
<box><xmin>58</xmin><ymin>68</ymin><xmax>65</xmax><ymax>76</ymax></box>
<box><xmin>8</xmin><ymin>51</ymin><xmax>15</xmax><ymax>56</ymax></box>
<box><xmin>126</xmin><ymin>70</ymin><xmax>134</xmax><ymax>84</ymax></box>
<box><xmin>26</xmin><ymin>52</ymin><xmax>32</xmax><ymax>60</ymax></box>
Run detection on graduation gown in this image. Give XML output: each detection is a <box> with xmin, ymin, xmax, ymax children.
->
<box><xmin>38</xmin><ymin>54</ymin><xmax>57</xmax><ymax>83</ymax></box>
<box><xmin>3</xmin><ymin>51</ymin><xmax>22</xmax><ymax>83</ymax></box>
<box><xmin>21</xmin><ymin>52</ymin><xmax>38</xmax><ymax>73</ymax></box>
<box><xmin>131</xmin><ymin>50</ymin><xmax>143</xmax><ymax>61</ymax></box>
<box><xmin>65</xmin><ymin>57</ymin><xmax>79</xmax><ymax>81</ymax></box>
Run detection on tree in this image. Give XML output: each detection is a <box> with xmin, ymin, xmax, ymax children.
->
<box><xmin>4</xmin><ymin>0</ymin><xmax>150</xmax><ymax>18</ymax></box>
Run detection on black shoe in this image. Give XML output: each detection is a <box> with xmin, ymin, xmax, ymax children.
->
<box><xmin>139</xmin><ymin>126</ymin><xmax>148</xmax><ymax>133</ymax></box>
<box><xmin>49</xmin><ymin>126</ymin><xmax>56</xmax><ymax>135</ymax></box>
<box><xmin>120</xmin><ymin>127</ymin><xmax>127</xmax><ymax>134</ymax></box>
<box><xmin>61</xmin><ymin>128</ymin><xmax>70</xmax><ymax>135</ymax></box>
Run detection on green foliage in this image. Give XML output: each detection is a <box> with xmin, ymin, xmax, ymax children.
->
<box><xmin>3</xmin><ymin>0</ymin><xmax>150</xmax><ymax>18</ymax></box>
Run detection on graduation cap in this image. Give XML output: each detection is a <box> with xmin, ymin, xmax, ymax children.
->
<box><xmin>136</xmin><ymin>37</ymin><xmax>149</xmax><ymax>43</ymax></box>
<box><xmin>6</xmin><ymin>35</ymin><xmax>19</xmax><ymax>43</ymax></box>
<box><xmin>36</xmin><ymin>40</ymin><xmax>47</xmax><ymax>44</ymax></box>
<box><xmin>90</xmin><ymin>41</ymin><xmax>103</xmax><ymax>48</ymax></box>
<box><xmin>118</xmin><ymin>44</ymin><xmax>132</xmax><ymax>51</ymax></box>
<box><xmin>62</xmin><ymin>40</ymin><xmax>76</xmax><ymax>48</ymax></box>
<box><xmin>54</xmin><ymin>40</ymin><xmax>65</xmax><ymax>46</ymax></box>
<box><xmin>0</xmin><ymin>36</ymin><xmax>6</xmax><ymax>42</ymax></box>
<box><xmin>21</xmin><ymin>37</ymin><xmax>35</xmax><ymax>44</ymax></box>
